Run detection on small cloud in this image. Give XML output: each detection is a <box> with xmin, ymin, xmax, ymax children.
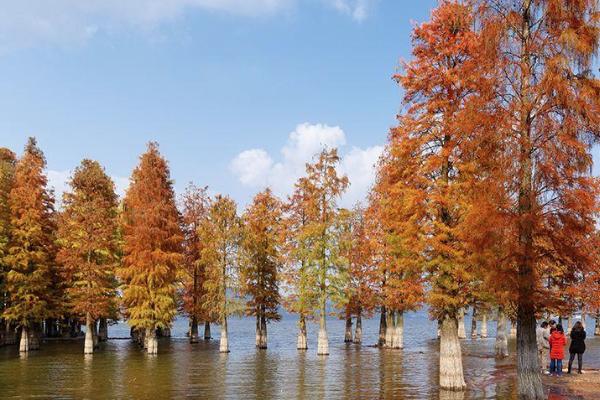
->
<box><xmin>230</xmin><ymin>122</ymin><xmax>382</xmax><ymax>207</ymax></box>
<box><xmin>328</xmin><ymin>0</ymin><xmax>375</xmax><ymax>22</ymax></box>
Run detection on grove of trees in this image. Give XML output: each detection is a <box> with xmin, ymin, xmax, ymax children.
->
<box><xmin>0</xmin><ymin>2</ymin><xmax>598</xmax><ymax>400</ymax></box>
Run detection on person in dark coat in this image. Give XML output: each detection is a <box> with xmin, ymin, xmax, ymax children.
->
<box><xmin>568</xmin><ymin>321</ymin><xmax>586</xmax><ymax>374</ymax></box>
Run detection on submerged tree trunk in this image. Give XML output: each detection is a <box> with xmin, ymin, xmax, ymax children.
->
<box><xmin>204</xmin><ymin>322</ymin><xmax>211</xmax><ymax>340</ymax></box>
<box><xmin>385</xmin><ymin>310</ymin><xmax>395</xmax><ymax>348</ymax></box>
<box><xmin>317</xmin><ymin>306</ymin><xmax>329</xmax><ymax>356</ymax></box>
<box><xmin>84</xmin><ymin>313</ymin><xmax>94</xmax><ymax>355</ymax></box>
<box><xmin>220</xmin><ymin>317</ymin><xmax>229</xmax><ymax>353</ymax></box>
<box><xmin>344</xmin><ymin>315</ymin><xmax>353</xmax><ymax>343</ymax></box>
<box><xmin>495</xmin><ymin>309</ymin><xmax>508</xmax><ymax>358</ymax></box>
<box><xmin>259</xmin><ymin>315</ymin><xmax>267</xmax><ymax>349</ymax></box>
<box><xmin>439</xmin><ymin>314</ymin><xmax>466</xmax><ymax>391</ymax></box>
<box><xmin>147</xmin><ymin>327</ymin><xmax>158</xmax><ymax>355</ymax></box>
<box><xmin>354</xmin><ymin>312</ymin><xmax>362</xmax><ymax>344</ymax></box>
<box><xmin>470</xmin><ymin>307</ymin><xmax>478</xmax><ymax>339</ymax></box>
<box><xmin>255</xmin><ymin>314</ymin><xmax>261</xmax><ymax>347</ymax></box>
<box><xmin>457</xmin><ymin>309</ymin><xmax>466</xmax><ymax>339</ymax></box>
<box><xmin>392</xmin><ymin>311</ymin><xmax>404</xmax><ymax>349</ymax></box>
<box><xmin>480</xmin><ymin>313</ymin><xmax>488</xmax><ymax>338</ymax></box>
<box><xmin>98</xmin><ymin>318</ymin><xmax>108</xmax><ymax>342</ymax></box>
<box><xmin>92</xmin><ymin>320</ymin><xmax>99</xmax><ymax>348</ymax></box>
<box><xmin>190</xmin><ymin>317</ymin><xmax>199</xmax><ymax>343</ymax></box>
<box><xmin>378</xmin><ymin>306</ymin><xmax>387</xmax><ymax>346</ymax></box>
<box><xmin>297</xmin><ymin>314</ymin><xmax>308</xmax><ymax>350</ymax></box>
<box><xmin>28</xmin><ymin>324</ymin><xmax>40</xmax><ymax>350</ymax></box>
<box><xmin>19</xmin><ymin>326</ymin><xmax>29</xmax><ymax>353</ymax></box>
<box><xmin>517</xmin><ymin>303</ymin><xmax>543</xmax><ymax>399</ymax></box>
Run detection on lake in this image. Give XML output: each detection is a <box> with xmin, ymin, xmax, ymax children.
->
<box><xmin>1</xmin><ymin>311</ymin><xmax>598</xmax><ymax>399</ymax></box>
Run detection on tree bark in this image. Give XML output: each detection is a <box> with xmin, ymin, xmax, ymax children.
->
<box><xmin>344</xmin><ymin>315</ymin><xmax>353</xmax><ymax>343</ymax></box>
<box><xmin>219</xmin><ymin>317</ymin><xmax>229</xmax><ymax>353</ymax></box>
<box><xmin>581</xmin><ymin>312</ymin><xmax>586</xmax><ymax>330</ymax></box>
<box><xmin>353</xmin><ymin>312</ymin><xmax>362</xmax><ymax>344</ymax></box>
<box><xmin>259</xmin><ymin>315</ymin><xmax>267</xmax><ymax>349</ymax></box>
<box><xmin>204</xmin><ymin>322</ymin><xmax>211</xmax><ymax>340</ymax></box>
<box><xmin>480</xmin><ymin>313</ymin><xmax>488</xmax><ymax>338</ymax></box>
<box><xmin>147</xmin><ymin>328</ymin><xmax>158</xmax><ymax>355</ymax></box>
<box><xmin>392</xmin><ymin>311</ymin><xmax>404</xmax><ymax>349</ymax></box>
<box><xmin>98</xmin><ymin>318</ymin><xmax>108</xmax><ymax>342</ymax></box>
<box><xmin>297</xmin><ymin>314</ymin><xmax>308</xmax><ymax>350</ymax></box>
<box><xmin>439</xmin><ymin>314</ymin><xmax>466</xmax><ymax>391</ymax></box>
<box><xmin>471</xmin><ymin>307</ymin><xmax>478</xmax><ymax>339</ymax></box>
<box><xmin>510</xmin><ymin>322</ymin><xmax>517</xmax><ymax>338</ymax></box>
<box><xmin>384</xmin><ymin>309</ymin><xmax>394</xmax><ymax>348</ymax></box>
<box><xmin>457</xmin><ymin>309</ymin><xmax>466</xmax><ymax>339</ymax></box>
<box><xmin>19</xmin><ymin>326</ymin><xmax>29</xmax><ymax>353</ymax></box>
<box><xmin>495</xmin><ymin>308</ymin><xmax>508</xmax><ymax>358</ymax></box>
<box><xmin>84</xmin><ymin>313</ymin><xmax>94</xmax><ymax>355</ymax></box>
<box><xmin>190</xmin><ymin>317</ymin><xmax>199</xmax><ymax>343</ymax></box>
<box><xmin>317</xmin><ymin>307</ymin><xmax>329</xmax><ymax>355</ymax></box>
<box><xmin>517</xmin><ymin>303</ymin><xmax>543</xmax><ymax>399</ymax></box>
<box><xmin>378</xmin><ymin>306</ymin><xmax>387</xmax><ymax>347</ymax></box>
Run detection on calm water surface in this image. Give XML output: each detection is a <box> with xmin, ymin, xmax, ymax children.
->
<box><xmin>1</xmin><ymin>312</ymin><xmax>599</xmax><ymax>399</ymax></box>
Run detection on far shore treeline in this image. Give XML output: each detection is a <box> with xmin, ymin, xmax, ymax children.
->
<box><xmin>1</xmin><ymin>1</ymin><xmax>600</xmax><ymax>400</ymax></box>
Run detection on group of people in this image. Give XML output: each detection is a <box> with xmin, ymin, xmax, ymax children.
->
<box><xmin>537</xmin><ymin>319</ymin><xmax>587</xmax><ymax>376</ymax></box>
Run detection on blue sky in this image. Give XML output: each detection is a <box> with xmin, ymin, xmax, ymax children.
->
<box><xmin>1</xmin><ymin>0</ymin><xmax>596</xmax><ymax>208</ymax></box>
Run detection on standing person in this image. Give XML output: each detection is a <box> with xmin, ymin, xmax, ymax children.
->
<box><xmin>549</xmin><ymin>324</ymin><xmax>567</xmax><ymax>376</ymax></box>
<box><xmin>568</xmin><ymin>321</ymin><xmax>586</xmax><ymax>374</ymax></box>
<box><xmin>536</xmin><ymin>321</ymin><xmax>550</xmax><ymax>374</ymax></box>
<box><xmin>549</xmin><ymin>319</ymin><xmax>557</xmax><ymax>333</ymax></box>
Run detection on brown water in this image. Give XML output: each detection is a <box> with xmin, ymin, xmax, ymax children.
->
<box><xmin>0</xmin><ymin>312</ymin><xmax>596</xmax><ymax>399</ymax></box>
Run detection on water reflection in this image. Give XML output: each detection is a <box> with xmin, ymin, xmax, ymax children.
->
<box><xmin>0</xmin><ymin>312</ymin><xmax>596</xmax><ymax>399</ymax></box>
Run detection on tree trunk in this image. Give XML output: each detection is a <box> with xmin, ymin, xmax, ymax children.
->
<box><xmin>495</xmin><ymin>308</ymin><xmax>508</xmax><ymax>358</ymax></box>
<box><xmin>378</xmin><ymin>306</ymin><xmax>387</xmax><ymax>347</ymax></box>
<box><xmin>204</xmin><ymin>322</ymin><xmax>211</xmax><ymax>340</ymax></box>
<box><xmin>344</xmin><ymin>315</ymin><xmax>353</xmax><ymax>343</ymax></box>
<box><xmin>392</xmin><ymin>311</ymin><xmax>404</xmax><ymax>349</ymax></box>
<box><xmin>566</xmin><ymin>316</ymin><xmax>572</xmax><ymax>335</ymax></box>
<box><xmin>457</xmin><ymin>309</ymin><xmax>466</xmax><ymax>339</ymax></box>
<box><xmin>255</xmin><ymin>314</ymin><xmax>261</xmax><ymax>347</ymax></box>
<box><xmin>595</xmin><ymin>312</ymin><xmax>600</xmax><ymax>336</ymax></box>
<box><xmin>259</xmin><ymin>315</ymin><xmax>267</xmax><ymax>349</ymax></box>
<box><xmin>147</xmin><ymin>328</ymin><xmax>158</xmax><ymax>355</ymax></box>
<box><xmin>84</xmin><ymin>313</ymin><xmax>94</xmax><ymax>354</ymax></box>
<box><xmin>470</xmin><ymin>307</ymin><xmax>478</xmax><ymax>339</ymax></box>
<box><xmin>510</xmin><ymin>322</ymin><xmax>517</xmax><ymax>338</ymax></box>
<box><xmin>517</xmin><ymin>303</ymin><xmax>543</xmax><ymax>399</ymax></box>
<box><xmin>98</xmin><ymin>318</ymin><xmax>108</xmax><ymax>342</ymax></box>
<box><xmin>480</xmin><ymin>313</ymin><xmax>488</xmax><ymax>338</ymax></box>
<box><xmin>439</xmin><ymin>314</ymin><xmax>466</xmax><ymax>391</ymax></box>
<box><xmin>28</xmin><ymin>324</ymin><xmax>40</xmax><ymax>350</ymax></box>
<box><xmin>437</xmin><ymin>319</ymin><xmax>442</xmax><ymax>339</ymax></box>
<box><xmin>144</xmin><ymin>328</ymin><xmax>150</xmax><ymax>349</ymax></box>
<box><xmin>385</xmin><ymin>309</ymin><xmax>394</xmax><ymax>348</ymax></box>
<box><xmin>92</xmin><ymin>319</ymin><xmax>99</xmax><ymax>348</ymax></box>
<box><xmin>317</xmin><ymin>307</ymin><xmax>329</xmax><ymax>355</ymax></box>
<box><xmin>19</xmin><ymin>326</ymin><xmax>29</xmax><ymax>353</ymax></box>
<box><xmin>297</xmin><ymin>314</ymin><xmax>308</xmax><ymax>350</ymax></box>
<box><xmin>190</xmin><ymin>317</ymin><xmax>198</xmax><ymax>343</ymax></box>
<box><xmin>581</xmin><ymin>311</ymin><xmax>586</xmax><ymax>330</ymax></box>
<box><xmin>353</xmin><ymin>312</ymin><xmax>362</xmax><ymax>344</ymax></box>
<box><xmin>219</xmin><ymin>317</ymin><xmax>229</xmax><ymax>353</ymax></box>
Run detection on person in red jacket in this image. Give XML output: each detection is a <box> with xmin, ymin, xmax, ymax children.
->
<box><xmin>549</xmin><ymin>324</ymin><xmax>567</xmax><ymax>376</ymax></box>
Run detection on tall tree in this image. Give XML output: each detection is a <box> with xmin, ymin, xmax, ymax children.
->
<box><xmin>477</xmin><ymin>1</ymin><xmax>600</xmax><ymax>397</ymax></box>
<box><xmin>199</xmin><ymin>194</ymin><xmax>241</xmax><ymax>353</ymax></box>
<box><xmin>239</xmin><ymin>188</ymin><xmax>283</xmax><ymax>349</ymax></box>
<box><xmin>0</xmin><ymin>148</ymin><xmax>16</xmax><ymax>344</ymax></box>
<box><xmin>301</xmin><ymin>149</ymin><xmax>349</xmax><ymax>356</ymax></box>
<box><xmin>119</xmin><ymin>142</ymin><xmax>184</xmax><ymax>355</ymax></box>
<box><xmin>390</xmin><ymin>1</ymin><xmax>491</xmax><ymax>389</ymax></box>
<box><xmin>180</xmin><ymin>183</ymin><xmax>211</xmax><ymax>343</ymax></box>
<box><xmin>3</xmin><ymin>138</ymin><xmax>56</xmax><ymax>353</ymax></box>
<box><xmin>57</xmin><ymin>159</ymin><xmax>120</xmax><ymax>354</ymax></box>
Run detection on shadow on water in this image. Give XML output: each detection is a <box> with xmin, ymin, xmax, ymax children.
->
<box><xmin>1</xmin><ymin>312</ymin><xmax>596</xmax><ymax>399</ymax></box>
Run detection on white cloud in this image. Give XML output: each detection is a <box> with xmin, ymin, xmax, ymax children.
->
<box><xmin>0</xmin><ymin>0</ymin><xmax>293</xmax><ymax>50</ymax></box>
<box><xmin>0</xmin><ymin>0</ymin><xmax>372</xmax><ymax>50</ymax></box>
<box><xmin>328</xmin><ymin>0</ymin><xmax>375</xmax><ymax>22</ymax></box>
<box><xmin>230</xmin><ymin>122</ymin><xmax>382</xmax><ymax>207</ymax></box>
<box><xmin>47</xmin><ymin>169</ymin><xmax>129</xmax><ymax>207</ymax></box>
